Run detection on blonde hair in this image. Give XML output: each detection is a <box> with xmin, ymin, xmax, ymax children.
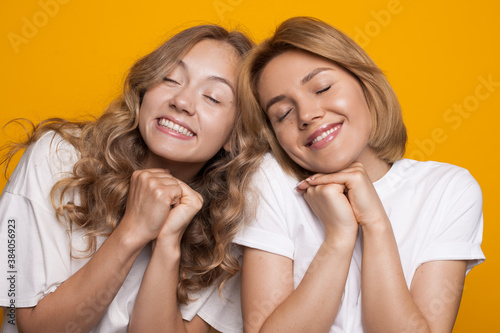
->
<box><xmin>238</xmin><ymin>16</ymin><xmax>407</xmax><ymax>179</ymax></box>
<box><xmin>1</xmin><ymin>24</ymin><xmax>253</xmax><ymax>303</ymax></box>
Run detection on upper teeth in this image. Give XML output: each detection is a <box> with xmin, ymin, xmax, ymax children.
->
<box><xmin>158</xmin><ymin>118</ymin><xmax>194</xmax><ymax>137</ymax></box>
<box><xmin>311</xmin><ymin>124</ymin><xmax>341</xmax><ymax>144</ymax></box>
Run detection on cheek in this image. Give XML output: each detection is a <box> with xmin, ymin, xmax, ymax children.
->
<box><xmin>206</xmin><ymin>108</ymin><xmax>236</xmax><ymax>139</ymax></box>
<box><xmin>272</xmin><ymin>125</ymin><xmax>295</xmax><ymax>152</ymax></box>
<box><xmin>360</xmin><ymin>104</ymin><xmax>373</xmax><ymax>138</ymax></box>
<box><xmin>137</xmin><ymin>106</ymin><xmax>146</xmax><ymax>133</ymax></box>
<box><xmin>137</xmin><ymin>103</ymin><xmax>151</xmax><ymax>134</ymax></box>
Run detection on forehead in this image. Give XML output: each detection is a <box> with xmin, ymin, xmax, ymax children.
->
<box><xmin>260</xmin><ymin>50</ymin><xmax>337</xmax><ymax>84</ymax></box>
<box><xmin>181</xmin><ymin>39</ymin><xmax>239</xmax><ymax>76</ymax></box>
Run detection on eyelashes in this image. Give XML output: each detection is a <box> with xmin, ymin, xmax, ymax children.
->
<box><xmin>276</xmin><ymin>85</ymin><xmax>332</xmax><ymax>122</ymax></box>
<box><xmin>163</xmin><ymin>77</ymin><xmax>224</xmax><ymax>105</ymax></box>
<box><xmin>204</xmin><ymin>95</ymin><xmax>221</xmax><ymax>105</ymax></box>
<box><xmin>163</xmin><ymin>77</ymin><xmax>180</xmax><ymax>85</ymax></box>
<box><xmin>315</xmin><ymin>85</ymin><xmax>331</xmax><ymax>94</ymax></box>
<box><xmin>278</xmin><ymin>108</ymin><xmax>293</xmax><ymax>122</ymax></box>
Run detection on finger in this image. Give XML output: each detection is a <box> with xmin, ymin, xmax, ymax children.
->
<box><xmin>306</xmin><ymin>183</ymin><xmax>347</xmax><ymax>196</ymax></box>
<box><xmin>130</xmin><ymin>169</ymin><xmax>174</xmax><ymax>186</ymax></box>
<box><xmin>177</xmin><ymin>182</ymin><xmax>204</xmax><ymax>206</ymax></box>
<box><xmin>143</xmin><ymin>170</ymin><xmax>176</xmax><ymax>179</ymax></box>
<box><xmin>306</xmin><ymin>171</ymin><xmax>363</xmax><ymax>189</ymax></box>
<box><xmin>294</xmin><ymin>179</ymin><xmax>311</xmax><ymax>193</ymax></box>
<box><xmin>306</xmin><ymin>173</ymin><xmax>344</xmax><ymax>186</ymax></box>
<box><xmin>166</xmin><ymin>184</ymin><xmax>183</xmax><ymax>207</ymax></box>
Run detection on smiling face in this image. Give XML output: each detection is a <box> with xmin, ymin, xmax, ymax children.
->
<box><xmin>258</xmin><ymin>49</ymin><xmax>377</xmax><ymax>174</ymax></box>
<box><xmin>139</xmin><ymin>39</ymin><xmax>239</xmax><ymax>180</ymax></box>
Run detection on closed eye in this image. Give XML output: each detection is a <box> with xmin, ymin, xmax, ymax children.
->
<box><xmin>163</xmin><ymin>77</ymin><xmax>180</xmax><ymax>85</ymax></box>
<box><xmin>315</xmin><ymin>85</ymin><xmax>331</xmax><ymax>95</ymax></box>
<box><xmin>278</xmin><ymin>108</ymin><xmax>293</xmax><ymax>122</ymax></box>
<box><xmin>204</xmin><ymin>95</ymin><xmax>221</xmax><ymax>105</ymax></box>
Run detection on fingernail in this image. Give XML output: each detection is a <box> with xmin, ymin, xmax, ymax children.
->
<box><xmin>294</xmin><ymin>180</ymin><xmax>303</xmax><ymax>190</ymax></box>
<box><xmin>306</xmin><ymin>176</ymin><xmax>315</xmax><ymax>182</ymax></box>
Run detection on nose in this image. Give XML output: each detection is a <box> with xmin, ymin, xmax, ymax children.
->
<box><xmin>297</xmin><ymin>104</ymin><xmax>324</xmax><ymax>129</ymax></box>
<box><xmin>169</xmin><ymin>88</ymin><xmax>195</xmax><ymax>115</ymax></box>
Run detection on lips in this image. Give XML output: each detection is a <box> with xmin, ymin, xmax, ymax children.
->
<box><xmin>305</xmin><ymin>123</ymin><xmax>342</xmax><ymax>147</ymax></box>
<box><xmin>157</xmin><ymin>117</ymin><xmax>195</xmax><ymax>137</ymax></box>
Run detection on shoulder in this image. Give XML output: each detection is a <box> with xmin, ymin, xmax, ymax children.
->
<box><xmin>396</xmin><ymin>159</ymin><xmax>479</xmax><ymax>186</ymax></box>
<box><xmin>4</xmin><ymin>131</ymin><xmax>79</xmax><ymax>199</ymax></box>
<box><xmin>248</xmin><ymin>153</ymin><xmax>302</xmax><ymax>207</ymax></box>
<box><xmin>254</xmin><ymin>153</ymin><xmax>284</xmax><ymax>177</ymax></box>
<box><xmin>391</xmin><ymin>159</ymin><xmax>482</xmax><ymax>202</ymax></box>
<box><xmin>251</xmin><ymin>153</ymin><xmax>299</xmax><ymax>187</ymax></box>
<box><xmin>17</xmin><ymin>131</ymin><xmax>77</xmax><ymax>174</ymax></box>
<box><xmin>30</xmin><ymin>131</ymin><xmax>79</xmax><ymax>171</ymax></box>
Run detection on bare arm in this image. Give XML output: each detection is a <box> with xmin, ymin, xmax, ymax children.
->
<box><xmin>410</xmin><ymin>260</ymin><xmax>466</xmax><ymax>332</ymax></box>
<box><xmin>242</xmin><ymin>238</ymin><xmax>355</xmax><ymax>333</ymax></box>
<box><xmin>307</xmin><ymin>163</ymin><xmax>468</xmax><ymax>332</ymax></box>
<box><xmin>361</xmin><ymin>220</ymin><xmax>466</xmax><ymax>332</ymax></box>
<box><xmin>128</xmin><ymin>241</ymin><xmax>210</xmax><ymax>333</ymax></box>
<box><xmin>242</xmin><ymin>181</ymin><xmax>358</xmax><ymax>333</ymax></box>
<box><xmin>16</xmin><ymin>169</ymin><xmax>181</xmax><ymax>333</ymax></box>
<box><xmin>129</xmin><ymin>182</ymin><xmax>210</xmax><ymax>333</ymax></box>
<box><xmin>17</xmin><ymin>224</ymin><xmax>145</xmax><ymax>333</ymax></box>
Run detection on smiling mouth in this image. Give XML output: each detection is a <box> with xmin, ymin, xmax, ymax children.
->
<box><xmin>158</xmin><ymin>118</ymin><xmax>195</xmax><ymax>137</ymax></box>
<box><xmin>306</xmin><ymin>123</ymin><xmax>342</xmax><ymax>147</ymax></box>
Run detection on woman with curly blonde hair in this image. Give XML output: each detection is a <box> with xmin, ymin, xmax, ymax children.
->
<box><xmin>0</xmin><ymin>24</ymin><xmax>253</xmax><ymax>332</ymax></box>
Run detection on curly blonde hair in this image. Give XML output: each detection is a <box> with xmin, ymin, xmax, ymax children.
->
<box><xmin>1</xmin><ymin>24</ymin><xmax>254</xmax><ymax>303</ymax></box>
<box><xmin>238</xmin><ymin>16</ymin><xmax>407</xmax><ymax>179</ymax></box>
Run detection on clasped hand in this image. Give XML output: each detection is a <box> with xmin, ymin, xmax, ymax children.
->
<box><xmin>296</xmin><ymin>162</ymin><xmax>387</xmax><ymax>237</ymax></box>
<box><xmin>120</xmin><ymin>169</ymin><xmax>203</xmax><ymax>247</ymax></box>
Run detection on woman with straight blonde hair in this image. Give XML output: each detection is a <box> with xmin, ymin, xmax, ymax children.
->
<box><xmin>0</xmin><ymin>24</ymin><xmax>253</xmax><ymax>332</ymax></box>
<box><xmin>234</xmin><ymin>16</ymin><xmax>484</xmax><ymax>332</ymax></box>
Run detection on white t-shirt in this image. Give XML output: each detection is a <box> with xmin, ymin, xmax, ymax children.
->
<box><xmin>234</xmin><ymin>153</ymin><xmax>484</xmax><ymax>332</ymax></box>
<box><xmin>0</xmin><ymin>132</ymin><xmax>242</xmax><ymax>333</ymax></box>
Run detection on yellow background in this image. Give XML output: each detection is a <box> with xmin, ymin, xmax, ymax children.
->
<box><xmin>1</xmin><ymin>0</ymin><xmax>498</xmax><ymax>331</ymax></box>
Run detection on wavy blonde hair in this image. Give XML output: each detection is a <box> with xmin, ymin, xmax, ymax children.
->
<box><xmin>1</xmin><ymin>24</ymin><xmax>254</xmax><ymax>303</ymax></box>
<box><xmin>238</xmin><ymin>16</ymin><xmax>407</xmax><ymax>179</ymax></box>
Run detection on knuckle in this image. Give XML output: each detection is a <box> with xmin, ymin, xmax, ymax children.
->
<box><xmin>152</xmin><ymin>187</ymin><xmax>165</xmax><ymax>199</ymax></box>
<box><xmin>131</xmin><ymin>170</ymin><xmax>142</xmax><ymax>181</ymax></box>
<box><xmin>137</xmin><ymin>170</ymin><xmax>152</xmax><ymax>182</ymax></box>
<box><xmin>318</xmin><ymin>184</ymin><xmax>343</xmax><ymax>196</ymax></box>
<box><xmin>352</xmin><ymin>171</ymin><xmax>365</xmax><ymax>181</ymax></box>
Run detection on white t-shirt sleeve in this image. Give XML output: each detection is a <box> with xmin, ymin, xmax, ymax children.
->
<box><xmin>417</xmin><ymin>168</ymin><xmax>485</xmax><ymax>273</ymax></box>
<box><xmin>233</xmin><ymin>155</ymin><xmax>295</xmax><ymax>259</ymax></box>
<box><xmin>180</xmin><ymin>271</ymin><xmax>242</xmax><ymax>333</ymax></box>
<box><xmin>0</xmin><ymin>132</ymin><xmax>77</xmax><ymax>308</ymax></box>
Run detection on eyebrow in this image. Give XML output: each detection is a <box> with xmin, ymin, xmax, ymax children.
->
<box><xmin>265</xmin><ymin>95</ymin><xmax>286</xmax><ymax>113</ymax></box>
<box><xmin>207</xmin><ymin>75</ymin><xmax>235</xmax><ymax>94</ymax></box>
<box><xmin>301</xmin><ymin>67</ymin><xmax>334</xmax><ymax>85</ymax></box>
<box><xmin>174</xmin><ymin>60</ymin><xmax>235</xmax><ymax>94</ymax></box>
<box><xmin>264</xmin><ymin>67</ymin><xmax>334</xmax><ymax>112</ymax></box>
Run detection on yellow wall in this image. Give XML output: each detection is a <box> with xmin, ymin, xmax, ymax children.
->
<box><xmin>1</xmin><ymin>0</ymin><xmax>498</xmax><ymax>331</ymax></box>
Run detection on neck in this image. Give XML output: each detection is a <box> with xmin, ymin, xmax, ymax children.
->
<box><xmin>356</xmin><ymin>147</ymin><xmax>391</xmax><ymax>183</ymax></box>
<box><xmin>142</xmin><ymin>154</ymin><xmax>205</xmax><ymax>182</ymax></box>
